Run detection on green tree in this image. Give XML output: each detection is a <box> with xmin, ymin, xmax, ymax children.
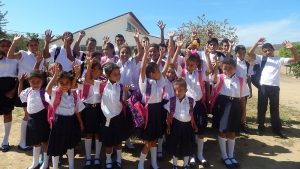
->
<box><xmin>177</xmin><ymin>14</ymin><xmax>238</xmax><ymax>49</ymax></box>
<box><xmin>0</xmin><ymin>1</ymin><xmax>7</xmax><ymax>36</ymax></box>
<box><xmin>279</xmin><ymin>43</ymin><xmax>300</xmax><ymax>77</ymax></box>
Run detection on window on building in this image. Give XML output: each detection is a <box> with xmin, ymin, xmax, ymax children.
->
<box><xmin>127</xmin><ymin>22</ymin><xmax>136</xmax><ymax>31</ymax></box>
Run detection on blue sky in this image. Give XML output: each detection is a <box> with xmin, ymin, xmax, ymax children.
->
<box><xmin>2</xmin><ymin>0</ymin><xmax>300</xmax><ymax>46</ymax></box>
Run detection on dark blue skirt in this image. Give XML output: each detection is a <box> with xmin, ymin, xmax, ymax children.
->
<box><xmin>102</xmin><ymin>112</ymin><xmax>129</xmax><ymax>147</ymax></box>
<box><xmin>0</xmin><ymin>77</ymin><xmax>17</xmax><ymax>115</ymax></box>
<box><xmin>14</xmin><ymin>79</ymin><xmax>30</xmax><ymax>107</ymax></box>
<box><xmin>81</xmin><ymin>103</ymin><xmax>103</xmax><ymax>135</ymax></box>
<box><xmin>141</xmin><ymin>102</ymin><xmax>163</xmax><ymax>141</ymax></box>
<box><xmin>47</xmin><ymin>114</ymin><xmax>81</xmax><ymax>156</ymax></box>
<box><xmin>166</xmin><ymin>118</ymin><xmax>196</xmax><ymax>158</ymax></box>
<box><xmin>26</xmin><ymin>109</ymin><xmax>50</xmax><ymax>146</ymax></box>
<box><xmin>194</xmin><ymin>100</ymin><xmax>207</xmax><ymax>135</ymax></box>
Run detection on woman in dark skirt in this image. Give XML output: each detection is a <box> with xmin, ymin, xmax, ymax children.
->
<box><xmin>19</xmin><ymin>70</ymin><xmax>50</xmax><ymax>169</ymax></box>
<box><xmin>0</xmin><ymin>38</ymin><xmax>18</xmax><ymax>152</ymax></box>
<box><xmin>211</xmin><ymin>57</ymin><xmax>247</xmax><ymax>169</ymax></box>
<box><xmin>80</xmin><ymin>59</ymin><xmax>105</xmax><ymax>168</ymax></box>
<box><xmin>45</xmin><ymin>70</ymin><xmax>85</xmax><ymax>169</ymax></box>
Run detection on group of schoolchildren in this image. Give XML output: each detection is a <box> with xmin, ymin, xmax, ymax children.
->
<box><xmin>0</xmin><ymin>20</ymin><xmax>299</xmax><ymax>169</ymax></box>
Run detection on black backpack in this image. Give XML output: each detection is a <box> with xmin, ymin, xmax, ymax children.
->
<box><xmin>251</xmin><ymin>56</ymin><xmax>267</xmax><ymax>89</ymax></box>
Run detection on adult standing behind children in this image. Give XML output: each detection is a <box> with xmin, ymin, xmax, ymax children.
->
<box><xmin>248</xmin><ymin>38</ymin><xmax>299</xmax><ymax>138</ymax></box>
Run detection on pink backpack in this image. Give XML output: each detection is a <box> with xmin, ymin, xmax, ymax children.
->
<box><xmin>47</xmin><ymin>89</ymin><xmax>77</xmax><ymax>128</ymax></box>
<box><xmin>166</xmin><ymin>96</ymin><xmax>195</xmax><ymax>129</ymax></box>
<box><xmin>209</xmin><ymin>74</ymin><xmax>243</xmax><ymax>112</ymax></box>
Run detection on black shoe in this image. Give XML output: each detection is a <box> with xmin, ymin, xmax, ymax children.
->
<box><xmin>18</xmin><ymin>145</ymin><xmax>32</xmax><ymax>151</ymax></box>
<box><xmin>196</xmin><ymin>157</ymin><xmax>211</xmax><ymax>168</ymax></box>
<box><xmin>229</xmin><ymin>158</ymin><xmax>240</xmax><ymax>168</ymax></box>
<box><xmin>222</xmin><ymin>158</ymin><xmax>235</xmax><ymax>169</ymax></box>
<box><xmin>273</xmin><ymin>131</ymin><xmax>288</xmax><ymax>139</ymax></box>
<box><xmin>83</xmin><ymin>159</ymin><xmax>92</xmax><ymax>169</ymax></box>
<box><xmin>150</xmin><ymin>165</ymin><xmax>160</xmax><ymax>169</ymax></box>
<box><xmin>157</xmin><ymin>151</ymin><xmax>164</xmax><ymax>161</ymax></box>
<box><xmin>114</xmin><ymin>161</ymin><xmax>122</xmax><ymax>169</ymax></box>
<box><xmin>257</xmin><ymin>126</ymin><xmax>265</xmax><ymax>136</ymax></box>
<box><xmin>171</xmin><ymin>165</ymin><xmax>178</xmax><ymax>169</ymax></box>
<box><xmin>182</xmin><ymin>165</ymin><xmax>190</xmax><ymax>169</ymax></box>
<box><xmin>1</xmin><ymin>143</ymin><xmax>10</xmax><ymax>152</ymax></box>
<box><xmin>240</xmin><ymin>123</ymin><xmax>248</xmax><ymax>133</ymax></box>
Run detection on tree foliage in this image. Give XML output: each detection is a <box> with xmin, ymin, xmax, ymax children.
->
<box><xmin>279</xmin><ymin>43</ymin><xmax>300</xmax><ymax>77</ymax></box>
<box><xmin>0</xmin><ymin>1</ymin><xmax>7</xmax><ymax>35</ymax></box>
<box><xmin>177</xmin><ymin>14</ymin><xmax>238</xmax><ymax>49</ymax></box>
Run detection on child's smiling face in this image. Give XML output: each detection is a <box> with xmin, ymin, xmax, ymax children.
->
<box><xmin>222</xmin><ymin>64</ymin><xmax>236</xmax><ymax>77</ymax></box>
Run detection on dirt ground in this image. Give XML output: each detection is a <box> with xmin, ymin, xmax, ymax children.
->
<box><xmin>1</xmin><ymin>68</ymin><xmax>300</xmax><ymax>169</ymax></box>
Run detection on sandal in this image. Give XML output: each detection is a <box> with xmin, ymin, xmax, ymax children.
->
<box><xmin>1</xmin><ymin>144</ymin><xmax>10</xmax><ymax>152</ymax></box>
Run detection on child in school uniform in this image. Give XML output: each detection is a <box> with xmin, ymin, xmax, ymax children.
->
<box><xmin>0</xmin><ymin>38</ymin><xmax>18</xmax><ymax>152</ymax></box>
<box><xmin>100</xmin><ymin>62</ymin><xmax>130</xmax><ymax>169</ymax></box>
<box><xmin>79</xmin><ymin>58</ymin><xmax>103</xmax><ymax>169</ymax></box>
<box><xmin>45</xmin><ymin>68</ymin><xmax>85</xmax><ymax>169</ymax></box>
<box><xmin>19</xmin><ymin>70</ymin><xmax>50</xmax><ymax>169</ymax></box>
<box><xmin>138</xmin><ymin>40</ymin><xmax>171</xmax><ymax>169</ymax></box>
<box><xmin>174</xmin><ymin>53</ymin><xmax>211</xmax><ymax>168</ymax></box>
<box><xmin>248</xmin><ymin>38</ymin><xmax>299</xmax><ymax>138</ymax></box>
<box><xmin>164</xmin><ymin>78</ymin><xmax>197</xmax><ymax>169</ymax></box>
<box><xmin>101</xmin><ymin>42</ymin><xmax>119</xmax><ymax>65</ymax></box>
<box><xmin>8</xmin><ymin>35</ymin><xmax>44</xmax><ymax>151</ymax></box>
<box><xmin>211</xmin><ymin>57</ymin><xmax>248</xmax><ymax>169</ymax></box>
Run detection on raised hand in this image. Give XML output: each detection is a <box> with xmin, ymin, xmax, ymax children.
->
<box><xmin>282</xmin><ymin>40</ymin><xmax>293</xmax><ymax>49</ymax></box>
<box><xmin>143</xmin><ymin>40</ymin><xmax>150</xmax><ymax>52</ymax></box>
<box><xmin>13</xmin><ymin>34</ymin><xmax>23</xmax><ymax>43</ymax></box>
<box><xmin>256</xmin><ymin>38</ymin><xmax>266</xmax><ymax>45</ymax></box>
<box><xmin>176</xmin><ymin>36</ymin><xmax>184</xmax><ymax>48</ymax></box>
<box><xmin>133</xmin><ymin>29</ymin><xmax>140</xmax><ymax>39</ymax></box>
<box><xmin>168</xmin><ymin>31</ymin><xmax>175</xmax><ymax>38</ymax></box>
<box><xmin>44</xmin><ymin>30</ymin><xmax>54</xmax><ymax>43</ymax></box>
<box><xmin>103</xmin><ymin>36</ymin><xmax>110</xmax><ymax>44</ymax></box>
<box><xmin>207</xmin><ymin>29</ymin><xmax>213</xmax><ymax>38</ymax></box>
<box><xmin>157</xmin><ymin>20</ymin><xmax>166</xmax><ymax>30</ymax></box>
<box><xmin>191</xmin><ymin>30</ymin><xmax>197</xmax><ymax>38</ymax></box>
<box><xmin>19</xmin><ymin>73</ymin><xmax>27</xmax><ymax>82</ymax></box>
<box><xmin>229</xmin><ymin>40</ymin><xmax>235</xmax><ymax>47</ymax></box>
<box><xmin>35</xmin><ymin>51</ymin><xmax>43</xmax><ymax>62</ymax></box>
<box><xmin>79</xmin><ymin>30</ymin><xmax>86</xmax><ymax>39</ymax></box>
<box><xmin>205</xmin><ymin>44</ymin><xmax>210</xmax><ymax>56</ymax></box>
<box><xmin>124</xmin><ymin>84</ymin><xmax>130</xmax><ymax>93</ymax></box>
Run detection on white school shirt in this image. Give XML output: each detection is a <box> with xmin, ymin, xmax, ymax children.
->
<box><xmin>78</xmin><ymin>80</ymin><xmax>102</xmax><ymax>104</ymax></box>
<box><xmin>45</xmin><ymin>88</ymin><xmax>85</xmax><ymax>116</ymax></box>
<box><xmin>235</xmin><ymin>57</ymin><xmax>253</xmax><ymax>96</ymax></box>
<box><xmin>20</xmin><ymin>88</ymin><xmax>45</xmax><ymax>114</ymax></box>
<box><xmin>256</xmin><ymin>55</ymin><xmax>290</xmax><ymax>86</ymax></box>
<box><xmin>163</xmin><ymin>80</ymin><xmax>175</xmax><ymax>100</ymax></box>
<box><xmin>0</xmin><ymin>57</ymin><xmax>18</xmax><ymax>77</ymax></box>
<box><xmin>101</xmin><ymin>81</ymin><xmax>124</xmax><ymax>125</ymax></box>
<box><xmin>49</xmin><ymin>46</ymin><xmax>82</xmax><ymax>72</ymax></box>
<box><xmin>199</xmin><ymin>51</ymin><xmax>210</xmax><ymax>82</ymax></box>
<box><xmin>215</xmin><ymin>74</ymin><xmax>248</xmax><ymax>97</ymax></box>
<box><xmin>100</xmin><ymin>55</ymin><xmax>119</xmax><ymax>65</ymax></box>
<box><xmin>18</xmin><ymin>50</ymin><xmax>44</xmax><ymax>76</ymax></box>
<box><xmin>117</xmin><ymin>57</ymin><xmax>136</xmax><ymax>86</ymax></box>
<box><xmin>131</xmin><ymin>60</ymin><xmax>141</xmax><ymax>91</ymax></box>
<box><xmin>176</xmin><ymin>66</ymin><xmax>204</xmax><ymax>101</ymax></box>
<box><xmin>139</xmin><ymin>76</ymin><xmax>167</xmax><ymax>104</ymax></box>
<box><xmin>163</xmin><ymin>96</ymin><xmax>196</xmax><ymax>122</ymax></box>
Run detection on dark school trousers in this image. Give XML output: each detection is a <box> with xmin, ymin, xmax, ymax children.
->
<box><xmin>257</xmin><ymin>85</ymin><xmax>282</xmax><ymax>131</ymax></box>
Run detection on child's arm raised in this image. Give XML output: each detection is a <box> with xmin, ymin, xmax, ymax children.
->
<box><xmin>205</xmin><ymin>44</ymin><xmax>213</xmax><ymax>76</ymax></box>
<box><xmin>248</xmin><ymin>38</ymin><xmax>265</xmax><ymax>60</ymax></box>
<box><xmin>157</xmin><ymin>20</ymin><xmax>166</xmax><ymax>45</ymax></box>
<box><xmin>33</xmin><ymin>51</ymin><xmax>43</xmax><ymax>70</ymax></box>
<box><xmin>283</xmin><ymin>41</ymin><xmax>299</xmax><ymax>63</ymax></box>
<box><xmin>140</xmin><ymin>41</ymin><xmax>150</xmax><ymax>83</ymax></box>
<box><xmin>73</xmin><ymin>30</ymin><xmax>85</xmax><ymax>57</ymax></box>
<box><xmin>212</xmin><ymin>59</ymin><xmax>220</xmax><ymax>84</ymax></box>
<box><xmin>168</xmin><ymin>31</ymin><xmax>175</xmax><ymax>58</ymax></box>
<box><xmin>46</xmin><ymin>65</ymin><xmax>60</xmax><ymax>95</ymax></box>
<box><xmin>227</xmin><ymin>40</ymin><xmax>235</xmax><ymax>57</ymax></box>
<box><xmin>133</xmin><ymin>29</ymin><xmax>143</xmax><ymax>62</ymax></box>
<box><xmin>84</xmin><ymin>57</ymin><xmax>94</xmax><ymax>85</ymax></box>
<box><xmin>7</xmin><ymin>34</ymin><xmax>22</xmax><ymax>60</ymax></box>
<box><xmin>161</xmin><ymin>46</ymin><xmax>172</xmax><ymax>77</ymax></box>
<box><xmin>43</xmin><ymin>30</ymin><xmax>54</xmax><ymax>59</ymax></box>
<box><xmin>18</xmin><ymin>74</ymin><xmax>27</xmax><ymax>96</ymax></box>
<box><xmin>172</xmin><ymin>34</ymin><xmax>184</xmax><ymax>67</ymax></box>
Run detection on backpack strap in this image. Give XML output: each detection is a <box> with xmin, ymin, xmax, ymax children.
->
<box><xmin>167</xmin><ymin>97</ymin><xmax>176</xmax><ymax>126</ymax></box>
<box><xmin>261</xmin><ymin>56</ymin><xmax>267</xmax><ymax>73</ymax></box>
<box><xmin>197</xmin><ymin>70</ymin><xmax>206</xmax><ymax>108</ymax></box>
<box><xmin>39</xmin><ymin>88</ymin><xmax>49</xmax><ymax>108</ymax></box>
<box><xmin>188</xmin><ymin>97</ymin><xmax>195</xmax><ymax>129</ymax></box>
<box><xmin>71</xmin><ymin>90</ymin><xmax>78</xmax><ymax>112</ymax></box>
<box><xmin>246</xmin><ymin>61</ymin><xmax>250</xmax><ymax>75</ymax></box>
<box><xmin>143</xmin><ymin>80</ymin><xmax>151</xmax><ymax>129</ymax></box>
<box><xmin>99</xmin><ymin>80</ymin><xmax>107</xmax><ymax>96</ymax></box>
<box><xmin>54</xmin><ymin>47</ymin><xmax>61</xmax><ymax>62</ymax></box>
<box><xmin>80</xmin><ymin>53</ymin><xmax>86</xmax><ymax>78</ymax></box>
<box><xmin>48</xmin><ymin>89</ymin><xmax>63</xmax><ymax>128</ymax></box>
<box><xmin>209</xmin><ymin>74</ymin><xmax>225</xmax><ymax>112</ymax></box>
<box><xmin>79</xmin><ymin>83</ymin><xmax>91</xmax><ymax>100</ymax></box>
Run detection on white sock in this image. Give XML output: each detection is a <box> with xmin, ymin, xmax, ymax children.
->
<box><xmin>150</xmin><ymin>147</ymin><xmax>159</xmax><ymax>169</ymax></box>
<box><xmin>172</xmin><ymin>156</ymin><xmax>178</xmax><ymax>166</ymax></box>
<box><xmin>19</xmin><ymin>120</ymin><xmax>28</xmax><ymax>147</ymax></box>
<box><xmin>227</xmin><ymin>138</ymin><xmax>235</xmax><ymax>158</ymax></box>
<box><xmin>218</xmin><ymin>136</ymin><xmax>228</xmax><ymax>159</ymax></box>
<box><xmin>95</xmin><ymin>140</ymin><xmax>102</xmax><ymax>161</ymax></box>
<box><xmin>183</xmin><ymin>156</ymin><xmax>190</xmax><ymax>167</ymax></box>
<box><xmin>29</xmin><ymin>146</ymin><xmax>41</xmax><ymax>169</ymax></box>
<box><xmin>116</xmin><ymin>149</ymin><xmax>122</xmax><ymax>163</ymax></box>
<box><xmin>52</xmin><ymin>156</ymin><xmax>59</xmax><ymax>169</ymax></box>
<box><xmin>196</xmin><ymin>138</ymin><xmax>207</xmax><ymax>162</ymax></box>
<box><xmin>2</xmin><ymin>122</ymin><xmax>12</xmax><ymax>146</ymax></box>
<box><xmin>157</xmin><ymin>138</ymin><xmax>163</xmax><ymax>154</ymax></box>
<box><xmin>106</xmin><ymin>153</ymin><xmax>112</xmax><ymax>168</ymax></box>
<box><xmin>84</xmin><ymin>139</ymin><xmax>92</xmax><ymax>163</ymax></box>
<box><xmin>40</xmin><ymin>153</ymin><xmax>49</xmax><ymax>169</ymax></box>
<box><xmin>138</xmin><ymin>152</ymin><xmax>147</xmax><ymax>169</ymax></box>
<box><xmin>67</xmin><ymin>149</ymin><xmax>75</xmax><ymax>169</ymax></box>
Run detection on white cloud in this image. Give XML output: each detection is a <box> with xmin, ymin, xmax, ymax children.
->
<box><xmin>236</xmin><ymin>17</ymin><xmax>300</xmax><ymax>46</ymax></box>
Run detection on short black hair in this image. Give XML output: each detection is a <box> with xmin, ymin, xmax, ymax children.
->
<box><xmin>115</xmin><ymin>34</ymin><xmax>124</xmax><ymax>39</ymax></box>
<box><xmin>262</xmin><ymin>43</ymin><xmax>274</xmax><ymax>50</ymax></box>
<box><xmin>186</xmin><ymin>53</ymin><xmax>200</xmax><ymax>64</ymax></box>
<box><xmin>173</xmin><ymin>78</ymin><xmax>187</xmax><ymax>89</ymax></box>
<box><xmin>221</xmin><ymin>38</ymin><xmax>229</xmax><ymax>45</ymax></box>
<box><xmin>146</xmin><ymin>62</ymin><xmax>158</xmax><ymax>78</ymax></box>
<box><xmin>57</xmin><ymin>71</ymin><xmax>75</xmax><ymax>82</ymax></box>
<box><xmin>103</xmin><ymin>42</ymin><xmax>116</xmax><ymax>55</ymax></box>
<box><xmin>235</xmin><ymin>45</ymin><xmax>246</xmax><ymax>53</ymax></box>
<box><xmin>150</xmin><ymin>43</ymin><xmax>159</xmax><ymax>51</ymax></box>
<box><xmin>26</xmin><ymin>37</ymin><xmax>39</xmax><ymax>46</ymax></box>
<box><xmin>103</xmin><ymin>62</ymin><xmax>119</xmax><ymax>77</ymax></box>
<box><xmin>28</xmin><ymin>70</ymin><xmax>45</xmax><ymax>80</ymax></box>
<box><xmin>222</xmin><ymin>57</ymin><xmax>236</xmax><ymax>67</ymax></box>
<box><xmin>207</xmin><ymin>38</ymin><xmax>219</xmax><ymax>45</ymax></box>
<box><xmin>86</xmin><ymin>37</ymin><xmax>97</xmax><ymax>46</ymax></box>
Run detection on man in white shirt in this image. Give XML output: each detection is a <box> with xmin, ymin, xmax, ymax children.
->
<box><xmin>248</xmin><ymin>38</ymin><xmax>299</xmax><ymax>138</ymax></box>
